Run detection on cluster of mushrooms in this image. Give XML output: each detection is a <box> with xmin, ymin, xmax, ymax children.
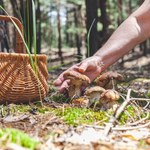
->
<box><xmin>63</xmin><ymin>71</ymin><xmax>124</xmax><ymax>110</ymax></box>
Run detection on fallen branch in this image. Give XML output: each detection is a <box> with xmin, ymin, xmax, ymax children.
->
<box><xmin>127</xmin><ymin>111</ymin><xmax>149</xmax><ymax>126</ymax></box>
<box><xmin>103</xmin><ymin>89</ymin><xmax>132</xmax><ymax>136</ymax></box>
<box><xmin>84</xmin><ymin>120</ymin><xmax>150</xmax><ymax>131</ymax></box>
<box><xmin>102</xmin><ymin>89</ymin><xmax>150</xmax><ymax>136</ymax></box>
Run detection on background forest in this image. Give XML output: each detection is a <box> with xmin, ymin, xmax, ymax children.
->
<box><xmin>0</xmin><ymin>0</ymin><xmax>149</xmax><ymax>67</ymax></box>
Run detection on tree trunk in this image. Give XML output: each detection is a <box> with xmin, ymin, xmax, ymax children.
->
<box><xmin>0</xmin><ymin>0</ymin><xmax>10</xmax><ymax>52</ymax></box>
<box><xmin>74</xmin><ymin>7</ymin><xmax>82</xmax><ymax>62</ymax></box>
<box><xmin>66</xmin><ymin>10</ymin><xmax>69</xmax><ymax>45</ymax></box>
<box><xmin>57</xmin><ymin>2</ymin><xmax>63</xmax><ymax>64</ymax></box>
<box><xmin>117</xmin><ymin>0</ymin><xmax>123</xmax><ymax>24</ymax></box>
<box><xmin>85</xmin><ymin>0</ymin><xmax>99</xmax><ymax>56</ymax></box>
<box><xmin>36</xmin><ymin>0</ymin><xmax>41</xmax><ymax>54</ymax></box>
<box><xmin>98</xmin><ymin>0</ymin><xmax>109</xmax><ymax>45</ymax></box>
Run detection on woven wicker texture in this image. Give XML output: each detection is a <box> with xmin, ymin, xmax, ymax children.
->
<box><xmin>0</xmin><ymin>15</ymin><xmax>49</xmax><ymax>103</ymax></box>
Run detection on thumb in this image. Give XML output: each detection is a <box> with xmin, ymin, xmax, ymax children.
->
<box><xmin>77</xmin><ymin>63</ymin><xmax>88</xmax><ymax>73</ymax></box>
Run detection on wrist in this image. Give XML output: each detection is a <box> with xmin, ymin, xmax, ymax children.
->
<box><xmin>93</xmin><ymin>53</ymin><xmax>111</xmax><ymax>72</ymax></box>
<box><xmin>93</xmin><ymin>54</ymin><xmax>104</xmax><ymax>67</ymax></box>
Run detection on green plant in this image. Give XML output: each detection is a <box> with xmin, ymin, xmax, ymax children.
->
<box><xmin>55</xmin><ymin>107</ymin><xmax>110</xmax><ymax>126</ymax></box>
<box><xmin>87</xmin><ymin>18</ymin><xmax>96</xmax><ymax>57</ymax></box>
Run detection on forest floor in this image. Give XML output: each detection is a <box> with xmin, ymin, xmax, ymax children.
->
<box><xmin>0</xmin><ymin>50</ymin><xmax>150</xmax><ymax>150</ymax></box>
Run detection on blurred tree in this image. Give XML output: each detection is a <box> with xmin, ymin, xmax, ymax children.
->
<box><xmin>56</xmin><ymin>0</ymin><xmax>63</xmax><ymax>64</ymax></box>
<box><xmin>0</xmin><ymin>0</ymin><xmax>10</xmax><ymax>52</ymax></box>
<box><xmin>85</xmin><ymin>0</ymin><xmax>99</xmax><ymax>56</ymax></box>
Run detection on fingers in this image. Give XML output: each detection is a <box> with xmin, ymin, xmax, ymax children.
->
<box><xmin>77</xmin><ymin>62</ymin><xmax>88</xmax><ymax>73</ymax></box>
<box><xmin>58</xmin><ymin>79</ymin><xmax>70</xmax><ymax>93</ymax></box>
<box><xmin>53</xmin><ymin>73</ymin><xmax>65</xmax><ymax>86</ymax></box>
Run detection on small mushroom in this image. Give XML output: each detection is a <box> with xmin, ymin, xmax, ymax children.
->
<box><xmin>71</xmin><ymin>96</ymin><xmax>89</xmax><ymax>107</ymax></box>
<box><xmin>95</xmin><ymin>71</ymin><xmax>124</xmax><ymax>89</ymax></box>
<box><xmin>84</xmin><ymin>86</ymin><xmax>106</xmax><ymax>106</ymax></box>
<box><xmin>100</xmin><ymin>89</ymin><xmax>120</xmax><ymax>110</ymax></box>
<box><xmin>63</xmin><ymin>71</ymin><xmax>90</xmax><ymax>99</ymax></box>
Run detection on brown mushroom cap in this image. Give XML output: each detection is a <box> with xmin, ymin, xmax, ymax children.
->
<box><xmin>63</xmin><ymin>71</ymin><xmax>90</xmax><ymax>99</ymax></box>
<box><xmin>95</xmin><ymin>71</ymin><xmax>124</xmax><ymax>89</ymax></box>
<box><xmin>100</xmin><ymin>89</ymin><xmax>120</xmax><ymax>110</ymax></box>
<box><xmin>84</xmin><ymin>86</ymin><xmax>106</xmax><ymax>106</ymax></box>
<box><xmin>84</xmin><ymin>86</ymin><xmax>105</xmax><ymax>96</ymax></box>
<box><xmin>100</xmin><ymin>89</ymin><xmax>120</xmax><ymax>103</ymax></box>
<box><xmin>64</xmin><ymin>71</ymin><xmax>90</xmax><ymax>85</ymax></box>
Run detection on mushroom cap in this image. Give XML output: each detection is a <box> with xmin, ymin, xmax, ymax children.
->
<box><xmin>84</xmin><ymin>86</ymin><xmax>105</xmax><ymax>96</ymax></box>
<box><xmin>64</xmin><ymin>71</ymin><xmax>90</xmax><ymax>84</ymax></box>
<box><xmin>95</xmin><ymin>71</ymin><xmax>124</xmax><ymax>88</ymax></box>
<box><xmin>84</xmin><ymin>86</ymin><xmax>106</xmax><ymax>106</ymax></box>
<box><xmin>100</xmin><ymin>89</ymin><xmax>120</xmax><ymax>103</ymax></box>
<box><xmin>63</xmin><ymin>71</ymin><xmax>90</xmax><ymax>99</ymax></box>
<box><xmin>96</xmin><ymin>71</ymin><xmax>124</xmax><ymax>82</ymax></box>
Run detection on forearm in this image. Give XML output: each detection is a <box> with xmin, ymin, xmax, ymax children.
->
<box><xmin>94</xmin><ymin>0</ymin><xmax>150</xmax><ymax>70</ymax></box>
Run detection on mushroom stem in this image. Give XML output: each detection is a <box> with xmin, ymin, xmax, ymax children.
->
<box><xmin>72</xmin><ymin>85</ymin><xmax>82</xmax><ymax>99</ymax></box>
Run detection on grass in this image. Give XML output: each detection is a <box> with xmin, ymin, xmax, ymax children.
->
<box><xmin>0</xmin><ymin>6</ymin><xmax>35</xmax><ymax>69</ymax></box>
<box><xmin>87</xmin><ymin>18</ymin><xmax>96</xmax><ymax>57</ymax></box>
<box><xmin>0</xmin><ymin>0</ymin><xmax>37</xmax><ymax>70</ymax></box>
<box><xmin>12</xmin><ymin>99</ymin><xmax>149</xmax><ymax>127</ymax></box>
<box><xmin>0</xmin><ymin>128</ymin><xmax>39</xmax><ymax>150</ymax></box>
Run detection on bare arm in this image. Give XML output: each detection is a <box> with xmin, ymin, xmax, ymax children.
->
<box><xmin>94</xmin><ymin>0</ymin><xmax>150</xmax><ymax>70</ymax></box>
<box><xmin>54</xmin><ymin>0</ymin><xmax>150</xmax><ymax>92</ymax></box>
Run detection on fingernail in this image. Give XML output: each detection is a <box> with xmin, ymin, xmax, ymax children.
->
<box><xmin>78</xmin><ymin>67</ymin><xmax>85</xmax><ymax>73</ymax></box>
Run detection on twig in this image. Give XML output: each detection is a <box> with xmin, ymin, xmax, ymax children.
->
<box><xmin>143</xmin><ymin>101</ymin><xmax>150</xmax><ymax>109</ymax></box>
<box><xmin>103</xmin><ymin>89</ymin><xmax>132</xmax><ymax>136</ymax></box>
<box><xmin>127</xmin><ymin>111</ymin><xmax>149</xmax><ymax>126</ymax></box>
<box><xmin>84</xmin><ymin>120</ymin><xmax>150</xmax><ymax>131</ymax></box>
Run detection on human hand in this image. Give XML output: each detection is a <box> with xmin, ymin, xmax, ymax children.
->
<box><xmin>54</xmin><ymin>55</ymin><xmax>104</xmax><ymax>93</ymax></box>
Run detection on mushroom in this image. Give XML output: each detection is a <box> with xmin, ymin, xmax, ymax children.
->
<box><xmin>71</xmin><ymin>96</ymin><xmax>89</xmax><ymax>108</ymax></box>
<box><xmin>63</xmin><ymin>71</ymin><xmax>90</xmax><ymax>99</ymax></box>
<box><xmin>84</xmin><ymin>86</ymin><xmax>106</xmax><ymax>106</ymax></box>
<box><xmin>95</xmin><ymin>71</ymin><xmax>124</xmax><ymax>89</ymax></box>
<box><xmin>100</xmin><ymin>89</ymin><xmax>120</xmax><ymax>110</ymax></box>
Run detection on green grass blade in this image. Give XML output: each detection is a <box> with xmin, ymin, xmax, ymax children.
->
<box><xmin>27</xmin><ymin>0</ymin><xmax>31</xmax><ymax>49</ymax></box>
<box><xmin>31</xmin><ymin>0</ymin><xmax>37</xmax><ymax>56</ymax></box>
<box><xmin>0</xmin><ymin>5</ymin><xmax>35</xmax><ymax>70</ymax></box>
<box><xmin>87</xmin><ymin>18</ymin><xmax>96</xmax><ymax>57</ymax></box>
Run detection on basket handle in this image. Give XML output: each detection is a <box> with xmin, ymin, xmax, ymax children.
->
<box><xmin>0</xmin><ymin>15</ymin><xmax>26</xmax><ymax>53</ymax></box>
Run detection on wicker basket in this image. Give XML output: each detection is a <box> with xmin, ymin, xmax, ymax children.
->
<box><xmin>0</xmin><ymin>15</ymin><xmax>49</xmax><ymax>103</ymax></box>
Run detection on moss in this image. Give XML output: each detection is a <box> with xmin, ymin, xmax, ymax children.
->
<box><xmin>54</xmin><ymin>107</ymin><xmax>110</xmax><ymax>126</ymax></box>
<box><xmin>15</xmin><ymin>104</ymin><xmax>31</xmax><ymax>113</ymax></box>
<box><xmin>38</xmin><ymin>106</ymin><xmax>54</xmax><ymax>114</ymax></box>
<box><xmin>146</xmin><ymin>92</ymin><xmax>150</xmax><ymax>98</ymax></box>
<box><xmin>0</xmin><ymin>128</ymin><xmax>39</xmax><ymax>149</ymax></box>
<box><xmin>118</xmin><ymin>105</ymin><xmax>148</xmax><ymax>125</ymax></box>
